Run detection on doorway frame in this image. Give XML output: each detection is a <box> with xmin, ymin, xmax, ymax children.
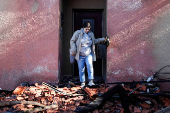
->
<box><xmin>72</xmin><ymin>9</ymin><xmax>106</xmax><ymax>79</ymax></box>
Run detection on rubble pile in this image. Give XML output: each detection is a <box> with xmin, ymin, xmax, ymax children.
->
<box><xmin>0</xmin><ymin>82</ymin><xmax>170</xmax><ymax>113</ymax></box>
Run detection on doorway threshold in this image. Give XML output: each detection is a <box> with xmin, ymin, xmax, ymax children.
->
<box><xmin>60</xmin><ymin>76</ymin><xmax>104</xmax><ymax>87</ymax></box>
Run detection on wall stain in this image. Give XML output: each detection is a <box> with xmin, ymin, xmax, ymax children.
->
<box><xmin>31</xmin><ymin>0</ymin><xmax>39</xmax><ymax>13</ymax></box>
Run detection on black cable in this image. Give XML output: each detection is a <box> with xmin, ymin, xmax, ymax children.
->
<box><xmin>154</xmin><ymin>65</ymin><xmax>170</xmax><ymax>80</ymax></box>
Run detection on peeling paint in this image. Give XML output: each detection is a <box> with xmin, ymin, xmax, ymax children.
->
<box><xmin>140</xmin><ymin>49</ymin><xmax>144</xmax><ymax>54</ymax></box>
<box><xmin>109</xmin><ymin>48</ymin><xmax>114</xmax><ymax>54</ymax></box>
<box><xmin>136</xmin><ymin>71</ymin><xmax>146</xmax><ymax>77</ymax></box>
<box><xmin>123</xmin><ymin>0</ymin><xmax>142</xmax><ymax>11</ymax></box>
<box><xmin>43</xmin><ymin>0</ymin><xmax>56</xmax><ymax>9</ymax></box>
<box><xmin>33</xmin><ymin>65</ymin><xmax>49</xmax><ymax>74</ymax></box>
<box><xmin>111</xmin><ymin>70</ymin><xmax>123</xmax><ymax>75</ymax></box>
<box><xmin>126</xmin><ymin>67</ymin><xmax>134</xmax><ymax>75</ymax></box>
<box><xmin>41</xmin><ymin>54</ymin><xmax>58</xmax><ymax>64</ymax></box>
<box><xmin>31</xmin><ymin>0</ymin><xmax>39</xmax><ymax>13</ymax></box>
<box><xmin>111</xmin><ymin>0</ymin><xmax>142</xmax><ymax>11</ymax></box>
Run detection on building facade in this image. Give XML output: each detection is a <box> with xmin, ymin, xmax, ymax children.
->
<box><xmin>0</xmin><ymin>0</ymin><xmax>170</xmax><ymax>90</ymax></box>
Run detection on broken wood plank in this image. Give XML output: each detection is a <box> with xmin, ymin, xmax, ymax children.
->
<box><xmin>0</xmin><ymin>101</ymin><xmax>45</xmax><ymax>107</ymax></box>
<box><xmin>24</xmin><ymin>104</ymin><xmax>58</xmax><ymax>113</ymax></box>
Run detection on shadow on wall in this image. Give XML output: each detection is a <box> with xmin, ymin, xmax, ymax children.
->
<box><xmin>107</xmin><ymin>0</ymin><xmax>170</xmax><ymax>82</ymax></box>
<box><xmin>152</xmin><ymin>7</ymin><xmax>170</xmax><ymax>71</ymax></box>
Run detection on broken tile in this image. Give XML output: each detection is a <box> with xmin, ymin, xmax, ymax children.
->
<box><xmin>0</xmin><ymin>82</ymin><xmax>169</xmax><ymax>113</ymax></box>
<box><xmin>16</xmin><ymin>96</ymin><xmax>25</xmax><ymax>101</ymax></box>
<box><xmin>13</xmin><ymin>86</ymin><xmax>27</xmax><ymax>95</ymax></box>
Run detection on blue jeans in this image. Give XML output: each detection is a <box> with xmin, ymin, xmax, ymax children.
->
<box><xmin>77</xmin><ymin>53</ymin><xmax>94</xmax><ymax>83</ymax></box>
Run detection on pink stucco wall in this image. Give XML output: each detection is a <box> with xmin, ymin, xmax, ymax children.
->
<box><xmin>1</xmin><ymin>0</ymin><xmax>170</xmax><ymax>90</ymax></box>
<box><xmin>107</xmin><ymin>0</ymin><xmax>170</xmax><ymax>83</ymax></box>
<box><xmin>0</xmin><ymin>0</ymin><xmax>60</xmax><ymax>90</ymax></box>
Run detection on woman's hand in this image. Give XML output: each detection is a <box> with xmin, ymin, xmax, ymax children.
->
<box><xmin>71</xmin><ymin>53</ymin><xmax>76</xmax><ymax>56</ymax></box>
<box><xmin>101</xmin><ymin>37</ymin><xmax>106</xmax><ymax>42</ymax></box>
<box><xmin>105</xmin><ymin>35</ymin><xmax>110</xmax><ymax>47</ymax></box>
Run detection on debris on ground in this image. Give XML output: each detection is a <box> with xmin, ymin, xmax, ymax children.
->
<box><xmin>0</xmin><ymin>80</ymin><xmax>170</xmax><ymax>113</ymax></box>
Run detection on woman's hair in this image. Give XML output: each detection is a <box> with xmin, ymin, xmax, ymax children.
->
<box><xmin>83</xmin><ymin>21</ymin><xmax>91</xmax><ymax>28</ymax></box>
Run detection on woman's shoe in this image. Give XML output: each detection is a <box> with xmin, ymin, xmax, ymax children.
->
<box><xmin>80</xmin><ymin>82</ymin><xmax>85</xmax><ymax>88</ymax></box>
<box><xmin>88</xmin><ymin>80</ymin><xmax>95</xmax><ymax>86</ymax></box>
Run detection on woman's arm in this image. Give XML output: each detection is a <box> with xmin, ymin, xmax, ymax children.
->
<box><xmin>91</xmin><ymin>32</ymin><xmax>106</xmax><ymax>44</ymax></box>
<box><xmin>94</xmin><ymin>37</ymin><xmax>106</xmax><ymax>44</ymax></box>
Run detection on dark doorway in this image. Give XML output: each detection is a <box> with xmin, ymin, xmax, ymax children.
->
<box><xmin>73</xmin><ymin>10</ymin><xmax>103</xmax><ymax>77</ymax></box>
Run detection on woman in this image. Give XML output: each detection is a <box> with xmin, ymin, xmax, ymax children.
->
<box><xmin>70</xmin><ymin>21</ymin><xmax>106</xmax><ymax>87</ymax></box>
